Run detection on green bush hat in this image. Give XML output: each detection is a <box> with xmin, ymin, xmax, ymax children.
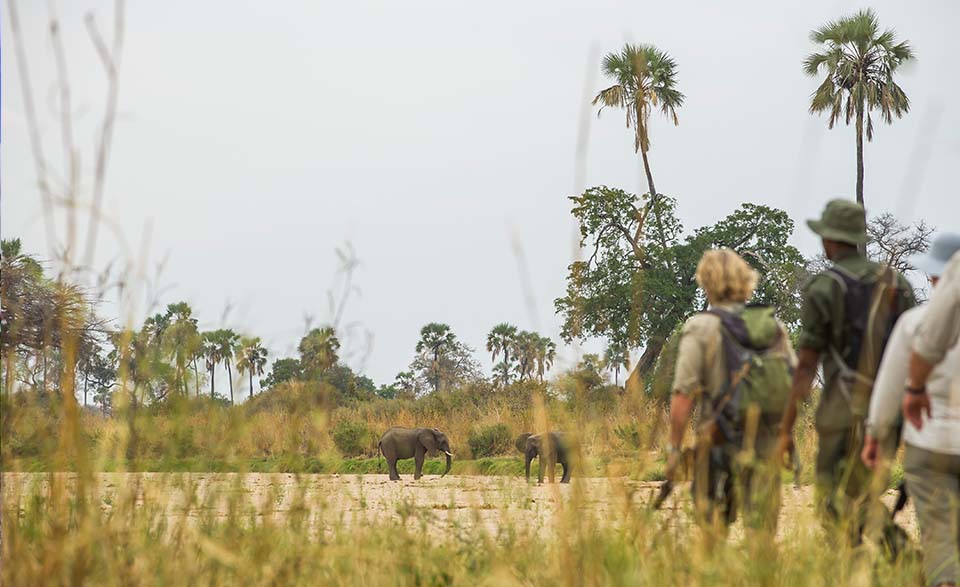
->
<box><xmin>806</xmin><ymin>199</ymin><xmax>868</xmax><ymax>245</ymax></box>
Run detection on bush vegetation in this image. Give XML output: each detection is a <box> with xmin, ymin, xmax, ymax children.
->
<box><xmin>467</xmin><ymin>423</ymin><xmax>514</xmax><ymax>458</ymax></box>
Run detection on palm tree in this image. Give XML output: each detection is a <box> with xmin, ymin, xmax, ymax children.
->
<box><xmin>165</xmin><ymin>302</ymin><xmax>202</xmax><ymax>396</ymax></box>
<box><xmin>298</xmin><ymin>327</ymin><xmax>340</xmax><ymax>379</ymax></box>
<box><xmin>603</xmin><ymin>343</ymin><xmax>631</xmax><ymax>386</ymax></box>
<box><xmin>162</xmin><ymin>304</ymin><xmax>200</xmax><ymax>397</ymax></box>
<box><xmin>535</xmin><ymin>336</ymin><xmax>557</xmax><ymax>383</ymax></box>
<box><xmin>804</xmin><ymin>9</ymin><xmax>914</xmax><ymax>210</ymax></box>
<box><xmin>216</xmin><ymin>329</ymin><xmax>240</xmax><ymax>404</ymax></box>
<box><xmin>486</xmin><ymin>323</ymin><xmax>518</xmax><ymax>386</ymax></box>
<box><xmin>201</xmin><ymin>333</ymin><xmax>221</xmax><ymax>399</ymax></box>
<box><xmin>415</xmin><ymin>323</ymin><xmax>457</xmax><ymax>393</ymax></box>
<box><xmin>236</xmin><ymin>337</ymin><xmax>268</xmax><ymax>398</ymax></box>
<box><xmin>594</xmin><ymin>43</ymin><xmax>684</xmax><ymax>269</ymax></box>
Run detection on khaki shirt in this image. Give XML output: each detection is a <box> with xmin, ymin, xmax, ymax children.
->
<box><xmin>673</xmin><ymin>302</ymin><xmax>796</xmax><ymax>411</ymax></box>
<box><xmin>797</xmin><ymin>250</ymin><xmax>916</xmax><ymax>431</ymax></box>
<box><xmin>914</xmin><ymin>251</ymin><xmax>960</xmax><ymax>364</ymax></box>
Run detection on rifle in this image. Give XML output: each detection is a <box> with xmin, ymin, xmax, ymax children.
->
<box><xmin>651</xmin><ymin>447</ymin><xmax>694</xmax><ymax>510</ymax></box>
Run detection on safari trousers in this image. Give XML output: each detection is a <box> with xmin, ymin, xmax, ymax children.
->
<box><xmin>692</xmin><ymin>424</ymin><xmax>781</xmax><ymax>535</ymax></box>
<box><xmin>905</xmin><ymin>444</ymin><xmax>960</xmax><ymax>587</ymax></box>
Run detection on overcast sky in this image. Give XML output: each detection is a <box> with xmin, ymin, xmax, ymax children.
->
<box><xmin>3</xmin><ymin>1</ymin><xmax>958</xmax><ymax>394</ymax></box>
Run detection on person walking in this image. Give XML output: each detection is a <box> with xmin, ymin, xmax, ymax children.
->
<box><xmin>667</xmin><ymin>248</ymin><xmax>795</xmax><ymax>540</ymax></box>
<box><xmin>864</xmin><ymin>234</ymin><xmax>960</xmax><ymax>587</ymax></box>
<box><xmin>777</xmin><ymin>199</ymin><xmax>916</xmax><ymax>547</ymax></box>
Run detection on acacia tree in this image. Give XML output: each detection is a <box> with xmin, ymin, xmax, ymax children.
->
<box><xmin>594</xmin><ymin>43</ymin><xmax>684</xmax><ymax>273</ymax></box>
<box><xmin>867</xmin><ymin>213</ymin><xmax>933</xmax><ymax>276</ymax></box>
<box><xmin>556</xmin><ymin>187</ymin><xmax>806</xmax><ymax>376</ymax></box>
<box><xmin>486</xmin><ymin>323</ymin><xmax>518</xmax><ymax>386</ymax></box>
<box><xmin>236</xmin><ymin>337</ymin><xmax>268</xmax><ymax>398</ymax></box>
<box><xmin>804</xmin><ymin>9</ymin><xmax>914</xmax><ymax>210</ymax></box>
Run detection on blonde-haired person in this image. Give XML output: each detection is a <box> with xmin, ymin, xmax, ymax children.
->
<box><xmin>667</xmin><ymin>248</ymin><xmax>796</xmax><ymax>538</ymax></box>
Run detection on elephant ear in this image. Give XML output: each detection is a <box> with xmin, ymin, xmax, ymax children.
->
<box><xmin>515</xmin><ymin>433</ymin><xmax>532</xmax><ymax>453</ymax></box>
<box><xmin>418</xmin><ymin>429</ymin><xmax>438</xmax><ymax>453</ymax></box>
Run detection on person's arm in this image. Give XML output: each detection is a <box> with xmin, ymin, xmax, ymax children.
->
<box><xmin>778</xmin><ymin>348</ymin><xmax>820</xmax><ymax>437</ymax></box>
<box><xmin>905</xmin><ymin>257</ymin><xmax>960</xmax><ymax>429</ymax></box>
<box><xmin>669</xmin><ymin>392</ymin><xmax>694</xmax><ymax>450</ymax></box>
<box><xmin>902</xmin><ymin>351</ymin><xmax>935</xmax><ymax>430</ymax></box>
<box><xmin>666</xmin><ymin>317</ymin><xmax>707</xmax><ymax>451</ymax></box>
<box><xmin>862</xmin><ymin>316</ymin><xmax>912</xmax><ymax>468</ymax></box>
<box><xmin>913</xmin><ymin>256</ymin><xmax>960</xmax><ymax>366</ymax></box>
<box><xmin>778</xmin><ymin>277</ymin><xmax>830</xmax><ymax>461</ymax></box>
<box><xmin>866</xmin><ymin>317</ymin><xmax>911</xmax><ymax>438</ymax></box>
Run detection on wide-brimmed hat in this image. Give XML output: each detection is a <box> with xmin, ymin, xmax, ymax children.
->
<box><xmin>914</xmin><ymin>233</ymin><xmax>960</xmax><ymax>277</ymax></box>
<box><xmin>806</xmin><ymin>199</ymin><xmax>868</xmax><ymax>245</ymax></box>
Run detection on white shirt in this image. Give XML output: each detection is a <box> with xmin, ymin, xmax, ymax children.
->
<box><xmin>867</xmin><ymin>304</ymin><xmax>960</xmax><ymax>455</ymax></box>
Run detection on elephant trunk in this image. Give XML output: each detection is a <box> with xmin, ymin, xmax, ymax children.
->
<box><xmin>442</xmin><ymin>451</ymin><xmax>452</xmax><ymax>477</ymax></box>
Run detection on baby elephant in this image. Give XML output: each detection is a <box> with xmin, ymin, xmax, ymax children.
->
<box><xmin>516</xmin><ymin>432</ymin><xmax>571</xmax><ymax>484</ymax></box>
<box><xmin>378</xmin><ymin>427</ymin><xmax>453</xmax><ymax>481</ymax></box>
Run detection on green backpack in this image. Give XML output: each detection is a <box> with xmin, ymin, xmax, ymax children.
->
<box><xmin>705</xmin><ymin>305</ymin><xmax>793</xmax><ymax>445</ymax></box>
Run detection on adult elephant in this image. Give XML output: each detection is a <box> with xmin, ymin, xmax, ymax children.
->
<box><xmin>378</xmin><ymin>427</ymin><xmax>453</xmax><ymax>481</ymax></box>
<box><xmin>516</xmin><ymin>431</ymin><xmax>570</xmax><ymax>484</ymax></box>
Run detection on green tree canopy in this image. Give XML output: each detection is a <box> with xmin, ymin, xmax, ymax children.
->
<box><xmin>556</xmin><ymin>186</ymin><xmax>806</xmax><ymax>376</ymax></box>
<box><xmin>236</xmin><ymin>337</ymin><xmax>268</xmax><ymax>398</ymax></box>
<box><xmin>412</xmin><ymin>323</ymin><xmax>482</xmax><ymax>394</ymax></box>
<box><xmin>298</xmin><ymin>327</ymin><xmax>340</xmax><ymax>379</ymax></box>
<box><xmin>486</xmin><ymin>323</ymin><xmax>518</xmax><ymax>386</ymax></box>
<box><xmin>261</xmin><ymin>357</ymin><xmax>303</xmax><ymax>389</ymax></box>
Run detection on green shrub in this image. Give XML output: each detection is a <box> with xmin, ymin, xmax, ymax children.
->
<box><xmin>467</xmin><ymin>423</ymin><xmax>513</xmax><ymax>458</ymax></box>
<box><xmin>331</xmin><ymin>420</ymin><xmax>372</xmax><ymax>457</ymax></box>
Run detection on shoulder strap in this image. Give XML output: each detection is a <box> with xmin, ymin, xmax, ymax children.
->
<box><xmin>704</xmin><ymin>308</ymin><xmax>757</xmax><ymax>386</ymax></box>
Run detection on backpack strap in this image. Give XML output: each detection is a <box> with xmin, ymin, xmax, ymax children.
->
<box><xmin>824</xmin><ymin>264</ymin><xmax>900</xmax><ymax>410</ymax></box>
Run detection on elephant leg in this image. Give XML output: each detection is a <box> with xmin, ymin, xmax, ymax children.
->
<box><xmin>525</xmin><ymin>454</ymin><xmax>532</xmax><ymax>482</ymax></box>
<box><xmin>537</xmin><ymin>457</ymin><xmax>544</xmax><ymax>484</ymax></box>
<box><xmin>560</xmin><ymin>461</ymin><xmax>570</xmax><ymax>484</ymax></box>
<box><xmin>547</xmin><ymin>458</ymin><xmax>556</xmax><ymax>483</ymax></box>
<box><xmin>414</xmin><ymin>450</ymin><xmax>425</xmax><ymax>480</ymax></box>
<box><xmin>388</xmin><ymin>458</ymin><xmax>401</xmax><ymax>481</ymax></box>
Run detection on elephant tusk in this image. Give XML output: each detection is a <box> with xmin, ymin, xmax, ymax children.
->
<box><xmin>444</xmin><ymin>451</ymin><xmax>454</xmax><ymax>457</ymax></box>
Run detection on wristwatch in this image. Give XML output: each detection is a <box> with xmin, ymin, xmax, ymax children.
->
<box><xmin>905</xmin><ymin>384</ymin><xmax>927</xmax><ymax>396</ymax></box>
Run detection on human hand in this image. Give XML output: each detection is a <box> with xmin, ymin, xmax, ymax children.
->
<box><xmin>665</xmin><ymin>446</ymin><xmax>681</xmax><ymax>481</ymax></box>
<box><xmin>903</xmin><ymin>391</ymin><xmax>932</xmax><ymax>431</ymax></box>
<box><xmin>861</xmin><ymin>435</ymin><xmax>879</xmax><ymax>470</ymax></box>
<box><xmin>775</xmin><ymin>431</ymin><xmax>794</xmax><ymax>469</ymax></box>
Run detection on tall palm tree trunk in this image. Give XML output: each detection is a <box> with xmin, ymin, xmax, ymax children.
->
<box><xmin>249</xmin><ymin>371</ymin><xmax>254</xmax><ymax>399</ymax></box>
<box><xmin>226</xmin><ymin>362</ymin><xmax>234</xmax><ymax>404</ymax></box>
<box><xmin>640</xmin><ymin>148</ymin><xmax>676</xmax><ymax>274</ymax></box>
<box><xmin>210</xmin><ymin>365</ymin><xmax>215</xmax><ymax>398</ymax></box>
<box><xmin>503</xmin><ymin>349</ymin><xmax>510</xmax><ymax>387</ymax></box>
<box><xmin>855</xmin><ymin>107</ymin><xmax>866</xmax><ymax>254</ymax></box>
<box><xmin>193</xmin><ymin>358</ymin><xmax>200</xmax><ymax>397</ymax></box>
